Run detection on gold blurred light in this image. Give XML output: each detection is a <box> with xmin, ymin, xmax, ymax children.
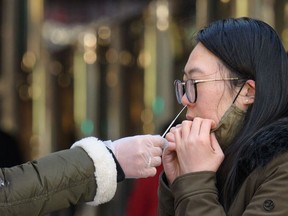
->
<box><xmin>50</xmin><ymin>28</ymin><xmax>69</xmax><ymax>45</ymax></box>
<box><xmin>156</xmin><ymin>2</ymin><xmax>169</xmax><ymax>31</ymax></box>
<box><xmin>98</xmin><ymin>26</ymin><xmax>111</xmax><ymax>40</ymax></box>
<box><xmin>138</xmin><ymin>50</ymin><xmax>151</xmax><ymax>68</ymax></box>
<box><xmin>157</xmin><ymin>19</ymin><xmax>169</xmax><ymax>31</ymax></box>
<box><xmin>21</xmin><ymin>51</ymin><xmax>36</xmax><ymax>72</ymax></box>
<box><xmin>98</xmin><ymin>26</ymin><xmax>111</xmax><ymax>46</ymax></box>
<box><xmin>83</xmin><ymin>50</ymin><xmax>97</xmax><ymax>64</ymax></box>
<box><xmin>156</xmin><ymin>3</ymin><xmax>169</xmax><ymax>18</ymax></box>
<box><xmin>84</xmin><ymin>32</ymin><xmax>97</xmax><ymax>48</ymax></box>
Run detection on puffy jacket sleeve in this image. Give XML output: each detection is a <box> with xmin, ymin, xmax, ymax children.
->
<box><xmin>0</xmin><ymin>137</ymin><xmax>118</xmax><ymax>215</ymax></box>
<box><xmin>158</xmin><ymin>172</ymin><xmax>175</xmax><ymax>216</ymax></box>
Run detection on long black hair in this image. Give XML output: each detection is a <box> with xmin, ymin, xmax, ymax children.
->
<box><xmin>197</xmin><ymin>17</ymin><xmax>288</xmax><ymax>210</ymax></box>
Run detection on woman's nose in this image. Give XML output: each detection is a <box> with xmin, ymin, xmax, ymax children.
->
<box><xmin>181</xmin><ymin>93</ymin><xmax>190</xmax><ymax>105</ymax></box>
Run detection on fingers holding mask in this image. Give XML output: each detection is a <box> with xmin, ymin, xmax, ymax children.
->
<box><xmin>174</xmin><ymin>118</ymin><xmax>223</xmax><ymax>173</ymax></box>
<box><xmin>165</xmin><ymin>124</ymin><xmax>182</xmax><ymax>145</ymax></box>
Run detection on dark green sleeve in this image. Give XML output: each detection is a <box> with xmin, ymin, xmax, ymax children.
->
<box><xmin>158</xmin><ymin>172</ymin><xmax>175</xmax><ymax>216</ymax></box>
<box><xmin>0</xmin><ymin>147</ymin><xmax>96</xmax><ymax>215</ymax></box>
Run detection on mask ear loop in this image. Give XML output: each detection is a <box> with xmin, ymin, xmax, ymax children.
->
<box><xmin>211</xmin><ymin>81</ymin><xmax>246</xmax><ymax>134</ymax></box>
<box><xmin>232</xmin><ymin>81</ymin><xmax>246</xmax><ymax>104</ymax></box>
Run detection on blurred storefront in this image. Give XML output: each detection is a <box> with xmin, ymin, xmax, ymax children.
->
<box><xmin>1</xmin><ymin>0</ymin><xmax>288</xmax><ymax>215</ymax></box>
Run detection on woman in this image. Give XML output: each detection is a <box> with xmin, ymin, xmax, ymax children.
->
<box><xmin>159</xmin><ymin>17</ymin><xmax>288</xmax><ymax>215</ymax></box>
<box><xmin>0</xmin><ymin>134</ymin><xmax>166</xmax><ymax>215</ymax></box>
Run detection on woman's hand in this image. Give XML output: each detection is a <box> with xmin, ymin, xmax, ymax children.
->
<box><xmin>163</xmin><ymin>119</ymin><xmax>224</xmax><ymax>184</ymax></box>
<box><xmin>162</xmin><ymin>125</ymin><xmax>181</xmax><ymax>185</ymax></box>
<box><xmin>175</xmin><ymin>119</ymin><xmax>224</xmax><ymax>174</ymax></box>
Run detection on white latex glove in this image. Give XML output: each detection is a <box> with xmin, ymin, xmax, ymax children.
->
<box><xmin>109</xmin><ymin>135</ymin><xmax>167</xmax><ymax>178</ymax></box>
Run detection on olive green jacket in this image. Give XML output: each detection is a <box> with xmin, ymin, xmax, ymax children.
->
<box><xmin>158</xmin><ymin>118</ymin><xmax>288</xmax><ymax>215</ymax></box>
<box><xmin>0</xmin><ymin>137</ymin><xmax>120</xmax><ymax>215</ymax></box>
<box><xmin>158</xmin><ymin>152</ymin><xmax>288</xmax><ymax>215</ymax></box>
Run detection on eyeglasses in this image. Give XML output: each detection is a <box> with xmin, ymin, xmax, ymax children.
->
<box><xmin>174</xmin><ymin>77</ymin><xmax>239</xmax><ymax>104</ymax></box>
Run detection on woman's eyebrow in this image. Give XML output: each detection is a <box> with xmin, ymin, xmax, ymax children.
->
<box><xmin>184</xmin><ymin>67</ymin><xmax>204</xmax><ymax>76</ymax></box>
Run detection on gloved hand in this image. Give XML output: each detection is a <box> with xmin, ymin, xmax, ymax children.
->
<box><xmin>110</xmin><ymin>135</ymin><xmax>167</xmax><ymax>178</ymax></box>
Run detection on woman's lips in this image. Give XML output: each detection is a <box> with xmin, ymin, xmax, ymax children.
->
<box><xmin>186</xmin><ymin>115</ymin><xmax>194</xmax><ymax>121</ymax></box>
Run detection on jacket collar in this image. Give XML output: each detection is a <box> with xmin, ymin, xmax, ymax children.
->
<box><xmin>237</xmin><ymin>117</ymin><xmax>288</xmax><ymax>177</ymax></box>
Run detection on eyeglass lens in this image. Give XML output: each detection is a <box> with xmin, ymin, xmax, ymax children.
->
<box><xmin>174</xmin><ymin>80</ymin><xmax>195</xmax><ymax>104</ymax></box>
<box><xmin>174</xmin><ymin>80</ymin><xmax>183</xmax><ymax>104</ymax></box>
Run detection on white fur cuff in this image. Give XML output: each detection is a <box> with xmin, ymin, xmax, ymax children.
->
<box><xmin>71</xmin><ymin>137</ymin><xmax>117</xmax><ymax>205</ymax></box>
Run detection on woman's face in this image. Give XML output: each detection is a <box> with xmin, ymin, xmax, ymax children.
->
<box><xmin>182</xmin><ymin>42</ymin><xmax>236</xmax><ymax>125</ymax></box>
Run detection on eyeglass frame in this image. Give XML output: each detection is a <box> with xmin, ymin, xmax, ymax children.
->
<box><xmin>174</xmin><ymin>77</ymin><xmax>239</xmax><ymax>104</ymax></box>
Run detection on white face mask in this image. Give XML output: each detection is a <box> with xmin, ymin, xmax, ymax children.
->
<box><xmin>211</xmin><ymin>104</ymin><xmax>246</xmax><ymax>150</ymax></box>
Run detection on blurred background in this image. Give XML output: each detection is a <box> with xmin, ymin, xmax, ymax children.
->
<box><xmin>1</xmin><ymin>0</ymin><xmax>288</xmax><ymax>215</ymax></box>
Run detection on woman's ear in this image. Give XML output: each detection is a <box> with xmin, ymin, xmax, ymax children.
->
<box><xmin>235</xmin><ymin>79</ymin><xmax>255</xmax><ymax>110</ymax></box>
<box><xmin>244</xmin><ymin>79</ymin><xmax>255</xmax><ymax>104</ymax></box>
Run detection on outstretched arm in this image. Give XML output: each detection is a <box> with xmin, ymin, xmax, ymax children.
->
<box><xmin>0</xmin><ymin>135</ymin><xmax>166</xmax><ymax>215</ymax></box>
